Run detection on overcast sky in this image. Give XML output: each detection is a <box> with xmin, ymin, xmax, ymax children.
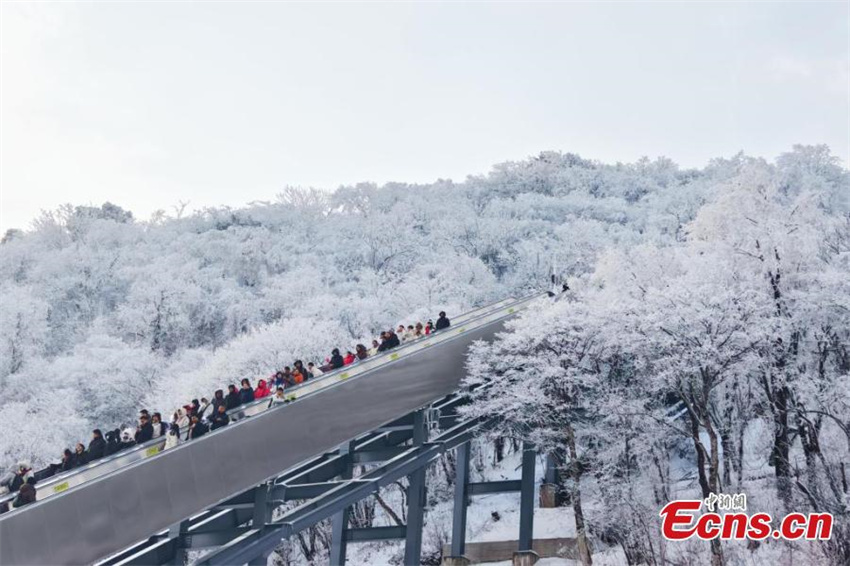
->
<box><xmin>1</xmin><ymin>1</ymin><xmax>848</xmax><ymax>231</ymax></box>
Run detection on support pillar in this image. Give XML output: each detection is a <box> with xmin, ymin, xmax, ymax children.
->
<box><xmin>540</xmin><ymin>453</ymin><xmax>559</xmax><ymax>508</ymax></box>
<box><xmin>329</xmin><ymin>440</ymin><xmax>356</xmax><ymax>566</ymax></box>
<box><xmin>447</xmin><ymin>441</ymin><xmax>470</xmax><ymax>562</ymax></box>
<box><xmin>248</xmin><ymin>483</ymin><xmax>272</xmax><ymax>566</ymax></box>
<box><xmin>403</xmin><ymin>410</ymin><xmax>427</xmax><ymax>566</ymax></box>
<box><xmin>167</xmin><ymin>519</ymin><xmax>190</xmax><ymax>566</ymax></box>
<box><xmin>512</xmin><ymin>551</ymin><xmax>540</xmax><ymax>566</ymax></box>
<box><xmin>517</xmin><ymin>442</ymin><xmax>536</xmax><ymax>552</ymax></box>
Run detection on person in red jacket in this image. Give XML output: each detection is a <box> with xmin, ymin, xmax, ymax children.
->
<box><xmin>343</xmin><ymin>351</ymin><xmax>356</xmax><ymax>365</ymax></box>
<box><xmin>254</xmin><ymin>379</ymin><xmax>271</xmax><ymax>399</ymax></box>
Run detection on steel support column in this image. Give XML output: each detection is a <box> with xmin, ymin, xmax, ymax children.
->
<box><xmin>450</xmin><ymin>441</ymin><xmax>470</xmax><ymax>557</ymax></box>
<box><xmin>518</xmin><ymin>442</ymin><xmax>536</xmax><ymax>552</ymax></box>
<box><xmin>544</xmin><ymin>453</ymin><xmax>557</xmax><ymax>485</ymax></box>
<box><xmin>329</xmin><ymin>440</ymin><xmax>356</xmax><ymax>566</ymax></box>
<box><xmin>248</xmin><ymin>484</ymin><xmax>271</xmax><ymax>566</ymax></box>
<box><xmin>403</xmin><ymin>410</ymin><xmax>428</xmax><ymax>566</ymax></box>
<box><xmin>167</xmin><ymin>520</ymin><xmax>189</xmax><ymax>566</ymax></box>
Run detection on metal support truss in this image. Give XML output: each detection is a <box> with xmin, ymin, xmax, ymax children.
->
<box><xmin>99</xmin><ymin>390</ymin><xmax>540</xmax><ymax>566</ymax></box>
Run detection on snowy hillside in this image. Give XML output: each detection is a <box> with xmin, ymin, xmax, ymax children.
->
<box><xmin>0</xmin><ymin>148</ymin><xmax>748</xmax><ymax>469</ymax></box>
<box><xmin>1</xmin><ymin>145</ymin><xmax>848</xmax><ymax>565</ymax></box>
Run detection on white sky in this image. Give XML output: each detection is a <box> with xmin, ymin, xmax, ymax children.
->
<box><xmin>1</xmin><ymin>1</ymin><xmax>848</xmax><ymax>231</ymax></box>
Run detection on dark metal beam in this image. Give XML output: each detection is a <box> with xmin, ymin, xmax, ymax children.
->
<box><xmin>185</xmin><ymin>528</ymin><xmax>253</xmax><ymax>549</ymax></box>
<box><xmin>273</xmin><ymin>480</ymin><xmax>363</xmax><ymax>501</ymax></box>
<box><xmin>190</xmin><ymin>508</ymin><xmax>253</xmax><ymax>535</ymax></box>
<box><xmin>468</xmin><ymin>480</ymin><xmax>522</xmax><ymax>495</ymax></box>
<box><xmin>352</xmin><ymin>446</ymin><xmax>410</xmax><ymax>463</ymax></box>
<box><xmin>450</xmin><ymin>441</ymin><xmax>470</xmax><ymax>557</ymax></box>
<box><xmin>518</xmin><ymin>442</ymin><xmax>536</xmax><ymax>552</ymax></box>
<box><xmin>329</xmin><ymin>440</ymin><xmax>355</xmax><ymax>566</ymax></box>
<box><xmin>403</xmin><ymin>411</ymin><xmax>427</xmax><ymax>566</ymax></box>
<box><xmin>107</xmin><ymin>538</ymin><xmax>178</xmax><ymax>566</ymax></box>
<box><xmin>283</xmin><ymin>455</ymin><xmax>346</xmax><ymax>486</ymax></box>
<box><xmin>97</xmin><ymin>536</ymin><xmax>168</xmax><ymax>566</ymax></box>
<box><xmin>248</xmin><ymin>484</ymin><xmax>272</xmax><ymax>566</ymax></box>
<box><xmin>344</xmin><ymin>526</ymin><xmax>407</xmax><ymax>542</ymax></box>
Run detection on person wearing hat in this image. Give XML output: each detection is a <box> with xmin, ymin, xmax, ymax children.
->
<box><xmin>12</xmin><ymin>478</ymin><xmax>36</xmax><ymax>508</ymax></box>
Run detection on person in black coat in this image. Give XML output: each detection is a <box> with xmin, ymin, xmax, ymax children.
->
<box><xmin>74</xmin><ymin>443</ymin><xmax>88</xmax><ymax>467</ymax></box>
<box><xmin>211</xmin><ymin>389</ymin><xmax>226</xmax><ymax>414</ymax></box>
<box><xmin>87</xmin><ymin>429</ymin><xmax>106</xmax><ymax>461</ymax></box>
<box><xmin>12</xmin><ymin>480</ymin><xmax>36</xmax><ymax>509</ymax></box>
<box><xmin>104</xmin><ymin>429</ymin><xmax>122</xmax><ymax>456</ymax></box>
<box><xmin>388</xmin><ymin>330</ymin><xmax>400</xmax><ymax>348</ymax></box>
<box><xmin>60</xmin><ymin>449</ymin><xmax>76</xmax><ymax>472</ymax></box>
<box><xmin>329</xmin><ymin>349</ymin><xmax>344</xmax><ymax>369</ymax></box>
<box><xmin>377</xmin><ymin>332</ymin><xmax>391</xmax><ymax>352</ymax></box>
<box><xmin>225</xmin><ymin>384</ymin><xmax>241</xmax><ymax>410</ymax></box>
<box><xmin>210</xmin><ymin>405</ymin><xmax>230</xmax><ymax>430</ymax></box>
<box><xmin>239</xmin><ymin>379</ymin><xmax>255</xmax><ymax>404</ymax></box>
<box><xmin>186</xmin><ymin>415</ymin><xmax>208</xmax><ymax>440</ymax></box>
<box><xmin>134</xmin><ymin>415</ymin><xmax>154</xmax><ymax>443</ymax></box>
<box><xmin>435</xmin><ymin>311</ymin><xmax>451</xmax><ymax>331</ymax></box>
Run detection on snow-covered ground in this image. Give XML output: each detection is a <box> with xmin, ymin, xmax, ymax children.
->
<box><xmin>339</xmin><ymin>444</ymin><xmax>628</xmax><ymax>566</ymax></box>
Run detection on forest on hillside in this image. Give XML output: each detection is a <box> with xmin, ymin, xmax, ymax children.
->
<box><xmin>460</xmin><ymin>146</ymin><xmax>850</xmax><ymax>564</ymax></box>
<box><xmin>0</xmin><ymin>147</ymin><xmax>846</xmax><ymax>519</ymax></box>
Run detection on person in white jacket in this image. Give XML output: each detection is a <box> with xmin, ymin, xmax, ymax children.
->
<box><xmin>163</xmin><ymin>424</ymin><xmax>181</xmax><ymax>450</ymax></box>
<box><xmin>172</xmin><ymin>408</ymin><xmax>190</xmax><ymax>429</ymax></box>
<box><xmin>268</xmin><ymin>387</ymin><xmax>288</xmax><ymax>408</ymax></box>
<box><xmin>367</xmin><ymin>340</ymin><xmax>380</xmax><ymax>356</ymax></box>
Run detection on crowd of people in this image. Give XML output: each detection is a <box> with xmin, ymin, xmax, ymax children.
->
<box><xmin>0</xmin><ymin>311</ymin><xmax>452</xmax><ymax>511</ymax></box>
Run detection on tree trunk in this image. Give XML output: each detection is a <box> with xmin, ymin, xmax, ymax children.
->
<box><xmin>494</xmin><ymin>437</ymin><xmax>505</xmax><ymax>463</ymax></box>
<box><xmin>687</xmin><ymin>409</ymin><xmax>711</xmax><ymax>499</ymax></box>
<box><xmin>736</xmin><ymin>419</ymin><xmax>746</xmax><ymax>487</ymax></box>
<box><xmin>374</xmin><ymin>492</ymin><xmax>404</xmax><ymax>526</ymax></box>
<box><xmin>720</xmin><ymin>429</ymin><xmax>733</xmax><ymax>491</ymax></box>
<box><xmin>566</xmin><ymin>423</ymin><xmax>592</xmax><ymax>566</ymax></box>
<box><xmin>771</xmin><ymin>386</ymin><xmax>793</xmax><ymax>508</ymax></box>
<box><xmin>704</xmin><ymin>412</ymin><xmax>721</xmax><ymax>494</ymax></box>
<box><xmin>709</xmin><ymin>538</ymin><xmax>724</xmax><ymax>566</ymax></box>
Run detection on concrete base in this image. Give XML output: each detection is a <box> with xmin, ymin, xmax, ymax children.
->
<box><xmin>441</xmin><ymin>556</ymin><xmax>471</xmax><ymax>566</ymax></box>
<box><xmin>442</xmin><ymin>538</ymin><xmax>576</xmax><ymax>563</ymax></box>
<box><xmin>539</xmin><ymin>483</ymin><xmax>558</xmax><ymax>508</ymax></box>
<box><xmin>512</xmin><ymin>550</ymin><xmax>540</xmax><ymax>566</ymax></box>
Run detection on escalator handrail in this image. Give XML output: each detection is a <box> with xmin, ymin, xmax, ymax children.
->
<box><xmin>0</xmin><ymin>293</ymin><xmax>544</xmax><ymax>510</ymax></box>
